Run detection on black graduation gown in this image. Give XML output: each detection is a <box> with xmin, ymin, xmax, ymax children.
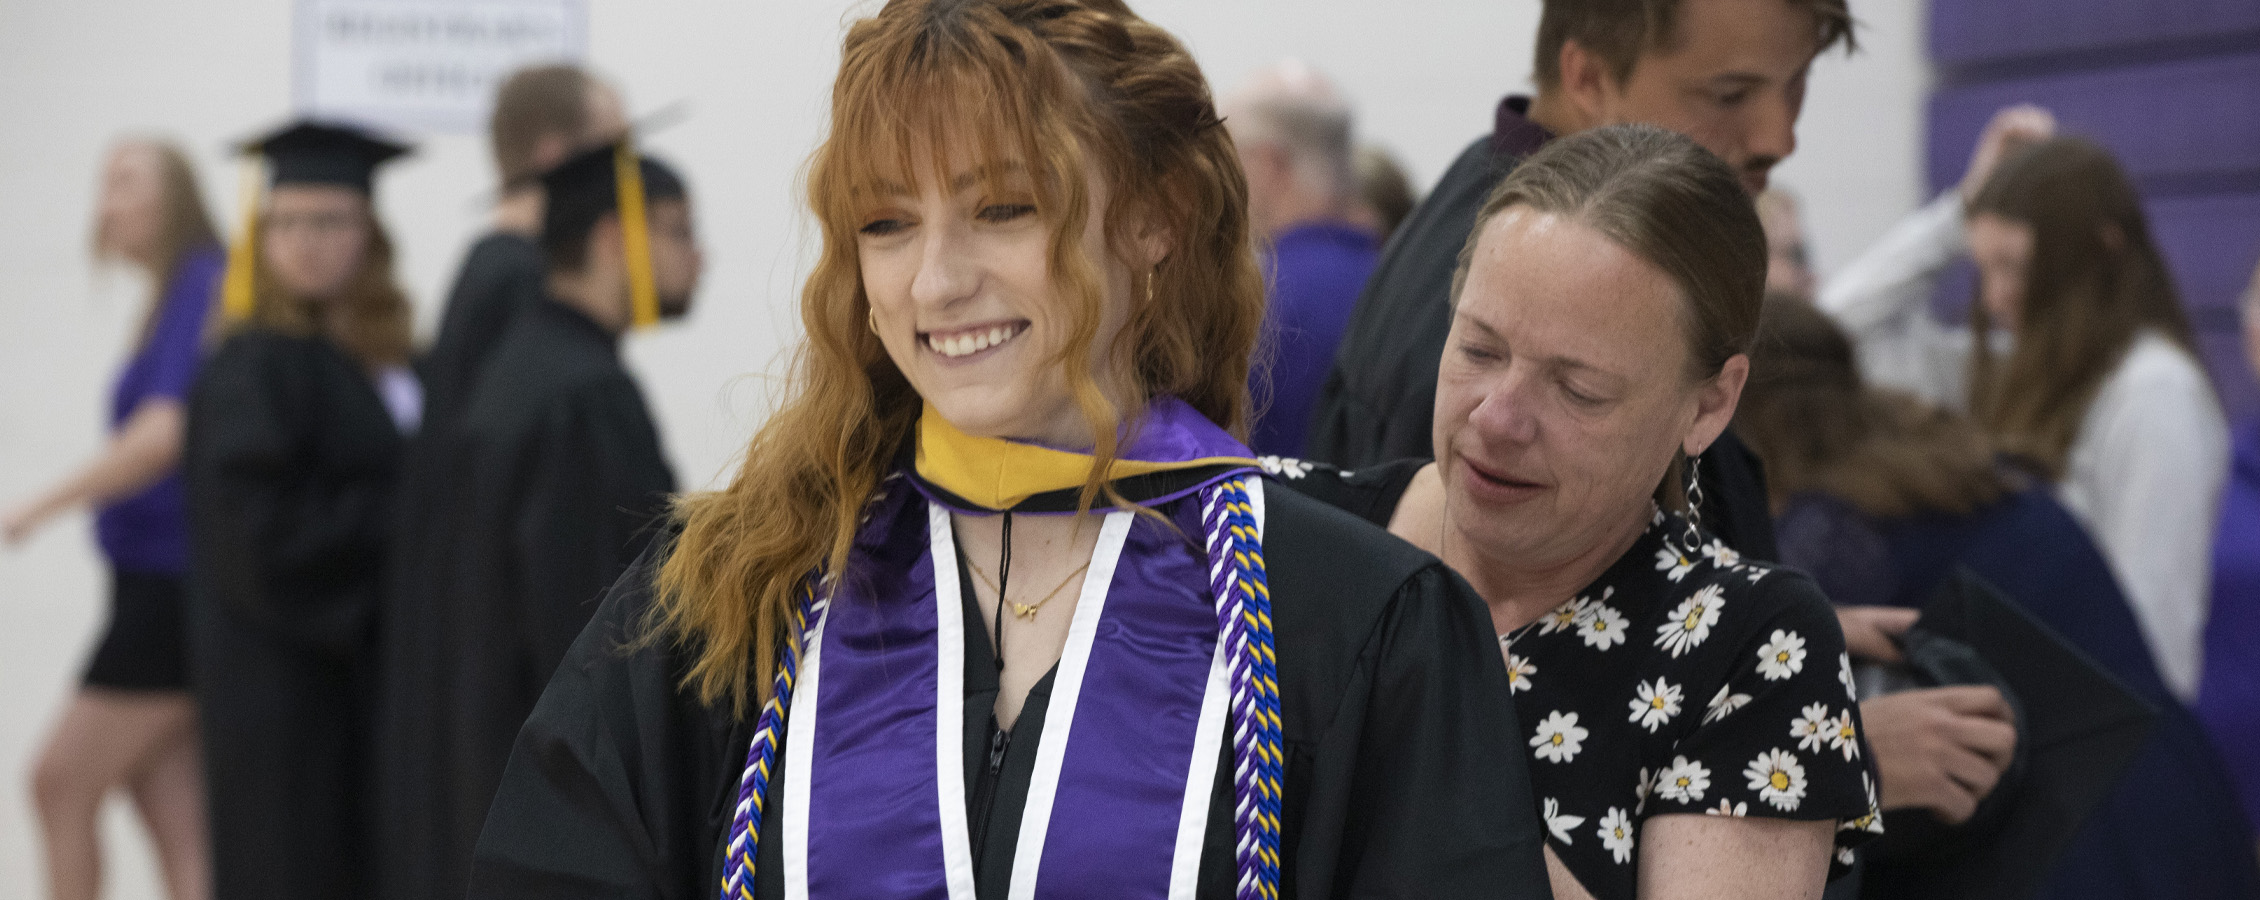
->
<box><xmin>371</xmin><ymin>231</ymin><xmax>543</xmax><ymax>897</ymax></box>
<box><xmin>417</xmin><ymin>231</ymin><xmax>544</xmax><ymax>431</ymax></box>
<box><xmin>185</xmin><ymin>329</ymin><xmax>406</xmax><ymax>900</ymax></box>
<box><xmin>375</xmin><ymin>296</ymin><xmax>675</xmax><ymax>900</ymax></box>
<box><xmin>467</xmin><ymin>485</ymin><xmax>1551</xmax><ymax>899</ymax></box>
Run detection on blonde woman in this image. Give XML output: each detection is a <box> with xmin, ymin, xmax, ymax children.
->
<box><xmin>4</xmin><ymin>138</ymin><xmax>221</xmax><ymax>900</ymax></box>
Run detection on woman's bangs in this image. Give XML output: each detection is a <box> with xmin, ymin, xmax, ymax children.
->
<box><xmin>817</xmin><ymin>47</ymin><xmax>1064</xmax><ymax>234</ymax></box>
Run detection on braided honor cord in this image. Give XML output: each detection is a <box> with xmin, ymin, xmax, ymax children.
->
<box><xmin>718</xmin><ymin>582</ymin><xmax>820</xmax><ymax>900</ymax></box>
<box><xmin>1201</xmin><ymin>475</ymin><xmax>1283</xmax><ymax>900</ymax></box>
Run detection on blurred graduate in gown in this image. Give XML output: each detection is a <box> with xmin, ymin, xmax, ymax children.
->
<box><xmin>184</xmin><ymin>120</ymin><xmax>418</xmax><ymax>900</ymax></box>
<box><xmin>369</xmin><ymin>63</ymin><xmax>627</xmax><ymax>900</ymax></box>
<box><xmin>372</xmin><ymin>138</ymin><xmax>696</xmax><ymax>900</ymax></box>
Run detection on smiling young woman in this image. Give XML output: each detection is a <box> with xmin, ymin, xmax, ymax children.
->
<box><xmin>467</xmin><ymin>3</ymin><xmax>1549</xmax><ymax>899</ymax></box>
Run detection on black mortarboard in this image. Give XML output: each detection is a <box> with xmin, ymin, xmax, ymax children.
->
<box><xmin>538</xmin><ymin>138</ymin><xmax>687</xmax><ymax>328</ymax></box>
<box><xmin>1860</xmin><ymin>568</ymin><xmax>2156</xmax><ymax>900</ymax></box>
<box><xmin>220</xmin><ymin>120</ymin><xmax>414</xmax><ymax>320</ymax></box>
<box><xmin>242</xmin><ymin>120</ymin><xmax>412</xmax><ymax>193</ymax></box>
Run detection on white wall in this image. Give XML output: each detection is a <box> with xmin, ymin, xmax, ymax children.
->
<box><xmin>0</xmin><ymin>1</ymin><xmax>1928</xmax><ymax>895</ymax></box>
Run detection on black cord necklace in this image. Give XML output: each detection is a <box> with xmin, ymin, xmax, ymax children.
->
<box><xmin>993</xmin><ymin>510</ymin><xmax>1011</xmax><ymax>673</ymax></box>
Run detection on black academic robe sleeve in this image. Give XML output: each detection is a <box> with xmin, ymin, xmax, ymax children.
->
<box><xmin>1260</xmin><ymin>488</ymin><xmax>1549</xmax><ymax>899</ymax></box>
<box><xmin>510</xmin><ymin>377</ymin><xmax>677</xmax><ymax>682</ymax></box>
<box><xmin>420</xmin><ymin>233</ymin><xmax>544</xmax><ymax>431</ymax></box>
<box><xmin>1288</xmin><ymin>562</ymin><xmax>1551</xmax><ymax>898</ymax></box>
<box><xmin>186</xmin><ymin>332</ymin><xmax>396</xmax><ymax>657</ymax></box>
<box><xmin>468</xmin><ymin>546</ymin><xmax>739</xmax><ymax>900</ymax></box>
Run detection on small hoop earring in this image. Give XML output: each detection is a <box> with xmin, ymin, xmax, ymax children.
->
<box><xmin>1681</xmin><ymin>452</ymin><xmax>1706</xmax><ymax>546</ymax></box>
<box><xmin>1146</xmin><ymin>267</ymin><xmax>1158</xmax><ymax>305</ymax></box>
<box><xmin>867</xmin><ymin>309</ymin><xmax>878</xmax><ymax>333</ymax></box>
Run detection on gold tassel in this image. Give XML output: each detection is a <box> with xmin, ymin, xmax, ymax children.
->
<box><xmin>219</xmin><ymin>155</ymin><xmax>264</xmax><ymax>321</ymax></box>
<box><xmin>613</xmin><ymin>138</ymin><xmax>659</xmax><ymax>330</ymax></box>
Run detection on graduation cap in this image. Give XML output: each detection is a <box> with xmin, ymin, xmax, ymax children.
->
<box><xmin>218</xmin><ymin>120</ymin><xmax>413</xmax><ymax>320</ymax></box>
<box><xmin>245</xmin><ymin>121</ymin><xmax>411</xmax><ymax>192</ymax></box>
<box><xmin>537</xmin><ymin>135</ymin><xmax>686</xmax><ymax>330</ymax></box>
<box><xmin>1859</xmin><ymin>568</ymin><xmax>2156</xmax><ymax>900</ymax></box>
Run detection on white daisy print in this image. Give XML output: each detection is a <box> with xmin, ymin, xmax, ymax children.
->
<box><xmin>1704</xmin><ymin>684</ymin><xmax>1753</xmax><ymax>724</ymax></box>
<box><xmin>1655</xmin><ymin>756</ymin><xmax>1712</xmax><ymax>804</ymax></box>
<box><xmin>1530</xmin><ymin>710</ymin><xmax>1589</xmax><ymax>763</ymax></box>
<box><xmin>1628</xmin><ymin>678</ymin><xmax>1684</xmax><ymax>733</ymax></box>
<box><xmin>1841</xmin><ymin>773</ymin><xmax>1884</xmax><ymax>835</ymax></box>
<box><xmin>1597</xmin><ymin>807</ymin><xmax>1637</xmax><ymax>863</ymax></box>
<box><xmin>1579</xmin><ymin>603</ymin><xmax>1631</xmax><ymax>650</ymax></box>
<box><xmin>1633</xmin><ymin>766</ymin><xmax>1653</xmax><ymax>814</ymax></box>
<box><xmin>1699</xmin><ymin>538</ymin><xmax>1742</xmax><ymax>570</ymax></box>
<box><xmin>1790</xmin><ymin>702</ymin><xmax>1833</xmax><ymax>753</ymax></box>
<box><xmin>1538</xmin><ymin>594</ymin><xmax>1592</xmax><ymax>635</ymax></box>
<box><xmin>1255</xmin><ymin>455</ymin><xmax>1312</xmax><ymax>479</ymax></box>
<box><xmin>1505</xmin><ymin>652</ymin><xmax>1536</xmax><ymax>694</ymax></box>
<box><xmin>1838</xmin><ymin>846</ymin><xmax>1856</xmax><ymax>867</ymax></box>
<box><xmin>1755</xmin><ymin>629</ymin><xmax>1808</xmax><ymax>681</ymax></box>
<box><xmin>1654</xmin><ymin>545</ymin><xmax>1696</xmax><ymax>582</ymax></box>
<box><xmin>1706</xmin><ymin>798</ymin><xmax>1748</xmax><ymax>817</ymax></box>
<box><xmin>1744</xmin><ymin>564</ymin><xmax>1772</xmax><ymax>584</ymax></box>
<box><xmin>1542</xmin><ymin>797</ymin><xmax>1585</xmax><ymax>845</ymax></box>
<box><xmin>1655</xmin><ymin>585</ymin><xmax>1725</xmax><ymax>657</ymax></box>
<box><xmin>1827</xmin><ymin>708</ymin><xmax>1861</xmax><ymax>761</ymax></box>
<box><xmin>1838</xmin><ymin>652</ymin><xmax>1859</xmax><ymax>701</ymax></box>
<box><xmin>1745</xmin><ymin>748</ymin><xmax>1809</xmax><ymax>812</ymax></box>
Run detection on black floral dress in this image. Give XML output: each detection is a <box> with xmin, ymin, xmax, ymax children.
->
<box><xmin>1265</xmin><ymin>456</ymin><xmax>1882</xmax><ymax>900</ymax></box>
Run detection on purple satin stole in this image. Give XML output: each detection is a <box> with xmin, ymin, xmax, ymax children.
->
<box><xmin>781</xmin><ymin>402</ymin><xmax>1256</xmax><ymax>899</ymax></box>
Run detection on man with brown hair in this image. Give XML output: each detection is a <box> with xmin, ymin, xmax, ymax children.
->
<box><xmin>371</xmin><ymin>62</ymin><xmax>624</xmax><ymax>900</ymax></box>
<box><xmin>1310</xmin><ymin>0</ymin><xmax>1852</xmax><ymax>478</ymax></box>
<box><xmin>420</xmin><ymin>64</ymin><xmax>627</xmax><ymax>425</ymax></box>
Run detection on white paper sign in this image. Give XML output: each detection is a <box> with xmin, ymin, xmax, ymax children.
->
<box><xmin>295</xmin><ymin>0</ymin><xmax>587</xmax><ymax>133</ymax></box>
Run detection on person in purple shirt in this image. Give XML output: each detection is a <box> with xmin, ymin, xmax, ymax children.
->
<box><xmin>2199</xmin><ymin>256</ymin><xmax>2260</xmax><ymax>866</ymax></box>
<box><xmin>1222</xmin><ymin>61</ymin><xmax>1380</xmax><ymax>457</ymax></box>
<box><xmin>2</xmin><ymin>138</ymin><xmax>221</xmax><ymax>900</ymax></box>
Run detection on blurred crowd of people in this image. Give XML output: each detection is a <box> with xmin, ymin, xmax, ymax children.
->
<box><xmin>4</xmin><ymin>0</ymin><xmax>2259</xmax><ymax>899</ymax></box>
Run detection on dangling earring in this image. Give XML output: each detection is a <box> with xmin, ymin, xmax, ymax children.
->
<box><xmin>1681</xmin><ymin>452</ymin><xmax>1706</xmax><ymax>547</ymax></box>
<box><xmin>1145</xmin><ymin>266</ymin><xmax>1158</xmax><ymax>305</ymax></box>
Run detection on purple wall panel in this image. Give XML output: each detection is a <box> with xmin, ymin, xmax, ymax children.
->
<box><xmin>2158</xmin><ymin>194</ymin><xmax>2260</xmax><ymax>424</ymax></box>
<box><xmin>1925</xmin><ymin>51</ymin><xmax>2260</xmax><ymax>195</ymax></box>
<box><xmin>2151</xmin><ymin>192</ymin><xmax>2260</xmax><ymax>323</ymax></box>
<box><xmin>1932</xmin><ymin>0</ymin><xmax>2260</xmax><ymax>67</ymax></box>
<box><xmin>2200</xmin><ymin>331</ymin><xmax>2257</xmax><ymax>425</ymax></box>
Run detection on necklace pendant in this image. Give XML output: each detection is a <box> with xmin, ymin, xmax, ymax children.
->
<box><xmin>1009</xmin><ymin>601</ymin><xmax>1040</xmax><ymax>619</ymax></box>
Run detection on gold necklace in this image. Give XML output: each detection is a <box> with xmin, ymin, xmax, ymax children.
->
<box><xmin>971</xmin><ymin>557</ymin><xmax>1092</xmax><ymax>619</ymax></box>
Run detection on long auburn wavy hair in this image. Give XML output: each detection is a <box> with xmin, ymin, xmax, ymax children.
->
<box><xmin>651</xmin><ymin>0</ymin><xmax>1264</xmax><ymax>713</ymax></box>
<box><xmin>1965</xmin><ymin>137</ymin><xmax>2210</xmax><ymax>481</ymax></box>
<box><xmin>222</xmin><ymin>205</ymin><xmax>414</xmax><ymax>368</ymax></box>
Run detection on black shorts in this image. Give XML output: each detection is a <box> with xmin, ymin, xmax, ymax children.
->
<box><xmin>82</xmin><ymin>568</ymin><xmax>191</xmax><ymax>691</ymax></box>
